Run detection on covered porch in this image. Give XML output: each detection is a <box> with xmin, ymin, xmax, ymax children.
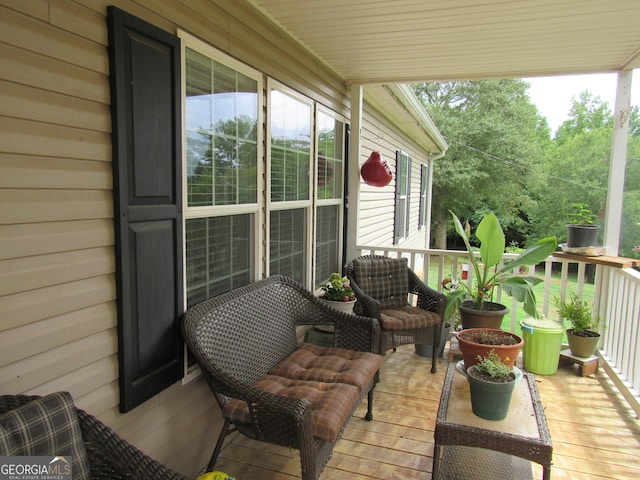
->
<box><xmin>2</xmin><ymin>1</ymin><xmax>640</xmax><ymax>478</ymax></box>
<box><xmin>211</xmin><ymin>344</ymin><xmax>640</xmax><ymax>479</ymax></box>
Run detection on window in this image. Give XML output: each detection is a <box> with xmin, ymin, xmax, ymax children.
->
<box><xmin>182</xmin><ymin>33</ymin><xmax>263</xmax><ymax>307</ymax></box>
<box><xmin>419</xmin><ymin>164</ymin><xmax>428</xmax><ymax>229</ymax></box>
<box><xmin>185</xmin><ymin>215</ymin><xmax>251</xmax><ymax>305</ymax></box>
<box><xmin>394</xmin><ymin>151</ymin><xmax>411</xmax><ymax>244</ymax></box>
<box><xmin>268</xmin><ymin>85</ymin><xmax>313</xmax><ymax>282</ymax></box>
<box><xmin>182</xmin><ymin>41</ymin><xmax>345</xmax><ymax>300</ymax></box>
<box><xmin>314</xmin><ymin>109</ymin><xmax>345</xmax><ymax>286</ymax></box>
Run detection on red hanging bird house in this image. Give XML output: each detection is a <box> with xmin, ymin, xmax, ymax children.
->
<box><xmin>360</xmin><ymin>151</ymin><xmax>392</xmax><ymax>187</ymax></box>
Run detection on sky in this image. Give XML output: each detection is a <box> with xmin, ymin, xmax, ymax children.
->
<box><xmin>524</xmin><ymin>72</ymin><xmax>640</xmax><ymax>133</ymax></box>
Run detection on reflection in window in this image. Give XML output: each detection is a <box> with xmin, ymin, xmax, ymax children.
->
<box><xmin>270</xmin><ymin>90</ymin><xmax>311</xmax><ymax>202</ymax></box>
<box><xmin>270</xmin><ymin>209</ymin><xmax>305</xmax><ymax>283</ymax></box>
<box><xmin>317</xmin><ymin>112</ymin><xmax>343</xmax><ymax>199</ymax></box>
<box><xmin>185</xmin><ymin>215</ymin><xmax>251</xmax><ymax>306</ymax></box>
<box><xmin>315</xmin><ymin>205</ymin><xmax>339</xmax><ymax>286</ymax></box>
<box><xmin>185</xmin><ymin>48</ymin><xmax>258</xmax><ymax>207</ymax></box>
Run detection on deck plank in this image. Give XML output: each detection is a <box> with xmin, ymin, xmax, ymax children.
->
<box><xmin>213</xmin><ymin>343</ymin><xmax>640</xmax><ymax>479</ymax></box>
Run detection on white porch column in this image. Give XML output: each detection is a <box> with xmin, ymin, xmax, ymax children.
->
<box><xmin>604</xmin><ymin>70</ymin><xmax>633</xmax><ymax>255</ymax></box>
<box><xmin>345</xmin><ymin>84</ymin><xmax>363</xmax><ymax>263</ymax></box>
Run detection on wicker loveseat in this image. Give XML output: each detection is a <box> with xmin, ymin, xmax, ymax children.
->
<box><xmin>182</xmin><ymin>275</ymin><xmax>382</xmax><ymax>480</ymax></box>
<box><xmin>0</xmin><ymin>392</ymin><xmax>187</xmax><ymax>480</ymax></box>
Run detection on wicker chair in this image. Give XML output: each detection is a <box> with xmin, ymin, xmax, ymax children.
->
<box><xmin>0</xmin><ymin>394</ymin><xmax>187</xmax><ymax>480</ymax></box>
<box><xmin>345</xmin><ymin>255</ymin><xmax>447</xmax><ymax>373</ymax></box>
<box><xmin>182</xmin><ymin>275</ymin><xmax>381</xmax><ymax>480</ymax></box>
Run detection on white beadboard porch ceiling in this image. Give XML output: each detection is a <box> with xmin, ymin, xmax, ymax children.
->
<box><xmin>247</xmin><ymin>0</ymin><xmax>640</xmax><ymax>84</ymax></box>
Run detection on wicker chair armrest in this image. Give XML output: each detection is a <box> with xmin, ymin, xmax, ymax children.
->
<box><xmin>333</xmin><ymin>313</ymin><xmax>380</xmax><ymax>354</ymax></box>
<box><xmin>302</xmin><ymin>296</ymin><xmax>380</xmax><ymax>353</ymax></box>
<box><xmin>200</xmin><ymin>369</ymin><xmax>315</xmax><ymax>444</ymax></box>
<box><xmin>200</xmin><ymin>366</ymin><xmax>312</xmax><ymax>416</ymax></box>
<box><xmin>76</xmin><ymin>409</ymin><xmax>188</xmax><ymax>480</ymax></box>
<box><xmin>408</xmin><ymin>268</ymin><xmax>447</xmax><ymax>318</ymax></box>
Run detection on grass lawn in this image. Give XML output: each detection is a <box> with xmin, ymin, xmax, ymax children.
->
<box><xmin>428</xmin><ymin>260</ymin><xmax>596</xmax><ymax>343</ymax></box>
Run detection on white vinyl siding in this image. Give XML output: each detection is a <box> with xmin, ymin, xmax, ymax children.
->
<box><xmin>357</xmin><ymin>105</ymin><xmax>429</xmax><ymax>250</ymax></box>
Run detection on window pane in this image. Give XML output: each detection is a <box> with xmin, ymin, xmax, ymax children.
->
<box><xmin>317</xmin><ymin>112</ymin><xmax>344</xmax><ymax>200</ymax></box>
<box><xmin>270</xmin><ymin>90</ymin><xmax>311</xmax><ymax>202</ymax></box>
<box><xmin>270</xmin><ymin>209</ymin><xmax>305</xmax><ymax>283</ymax></box>
<box><xmin>315</xmin><ymin>205</ymin><xmax>339</xmax><ymax>286</ymax></box>
<box><xmin>185</xmin><ymin>47</ymin><xmax>258</xmax><ymax>207</ymax></box>
<box><xmin>186</xmin><ymin>215</ymin><xmax>251</xmax><ymax>306</ymax></box>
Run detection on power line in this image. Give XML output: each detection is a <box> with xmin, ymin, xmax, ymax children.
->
<box><xmin>447</xmin><ymin>137</ymin><xmax>608</xmax><ymax>191</ymax></box>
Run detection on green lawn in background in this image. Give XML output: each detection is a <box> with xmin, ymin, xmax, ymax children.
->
<box><xmin>426</xmin><ymin>259</ymin><xmax>596</xmax><ymax>343</ymax></box>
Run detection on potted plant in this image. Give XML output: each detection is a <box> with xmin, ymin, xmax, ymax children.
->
<box><xmin>466</xmin><ymin>349</ymin><xmax>519</xmax><ymax>421</ymax></box>
<box><xmin>318</xmin><ymin>272</ymin><xmax>356</xmax><ymax>314</ymax></box>
<box><xmin>554</xmin><ymin>292</ymin><xmax>601</xmax><ymax>358</ymax></box>
<box><xmin>444</xmin><ymin>211</ymin><xmax>557</xmax><ymax>328</ymax></box>
<box><xmin>456</xmin><ymin>328</ymin><xmax>523</xmax><ymax>369</ymax></box>
<box><xmin>566</xmin><ymin>203</ymin><xmax>600</xmax><ymax>248</ymax></box>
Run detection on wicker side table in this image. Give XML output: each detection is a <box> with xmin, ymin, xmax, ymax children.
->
<box><xmin>433</xmin><ymin>363</ymin><xmax>553</xmax><ymax>479</ymax></box>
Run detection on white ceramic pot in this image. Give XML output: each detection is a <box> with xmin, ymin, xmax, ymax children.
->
<box><xmin>318</xmin><ymin>297</ymin><xmax>356</xmax><ymax>314</ymax></box>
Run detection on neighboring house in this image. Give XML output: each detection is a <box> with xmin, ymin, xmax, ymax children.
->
<box><xmin>358</xmin><ymin>85</ymin><xmax>446</xmax><ymax>250</ymax></box>
<box><xmin>0</xmin><ymin>1</ymin><xmax>445</xmax><ymax>476</ymax></box>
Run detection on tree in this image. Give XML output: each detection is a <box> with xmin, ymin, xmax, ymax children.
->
<box><xmin>412</xmin><ymin>80</ymin><xmax>547</xmax><ymax>249</ymax></box>
<box><xmin>525</xmin><ymin>93</ymin><xmax>640</xmax><ymax>259</ymax></box>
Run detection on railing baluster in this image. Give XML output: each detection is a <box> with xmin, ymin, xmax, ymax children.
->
<box><xmin>354</xmin><ymin>244</ymin><xmax>640</xmax><ymax>416</ymax></box>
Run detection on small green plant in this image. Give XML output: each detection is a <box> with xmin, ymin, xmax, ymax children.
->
<box><xmin>321</xmin><ymin>273</ymin><xmax>355</xmax><ymax>302</ymax></box>
<box><xmin>474</xmin><ymin>349</ymin><xmax>512</xmax><ymax>381</ymax></box>
<box><xmin>568</xmin><ymin>203</ymin><xmax>597</xmax><ymax>225</ymax></box>
<box><xmin>553</xmin><ymin>291</ymin><xmax>600</xmax><ymax>334</ymax></box>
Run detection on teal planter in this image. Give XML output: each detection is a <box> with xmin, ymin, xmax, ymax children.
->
<box><xmin>466</xmin><ymin>366</ymin><xmax>516</xmax><ymax>421</ymax></box>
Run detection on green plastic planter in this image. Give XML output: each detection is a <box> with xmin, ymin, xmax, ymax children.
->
<box><xmin>466</xmin><ymin>366</ymin><xmax>517</xmax><ymax>421</ymax></box>
<box><xmin>521</xmin><ymin>317</ymin><xmax>565</xmax><ymax>375</ymax></box>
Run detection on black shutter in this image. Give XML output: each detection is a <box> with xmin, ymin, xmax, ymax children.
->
<box><xmin>393</xmin><ymin>151</ymin><xmax>403</xmax><ymax>244</ymax></box>
<box><xmin>342</xmin><ymin>124</ymin><xmax>350</xmax><ymax>268</ymax></box>
<box><xmin>107</xmin><ymin>7</ymin><xmax>183</xmax><ymax>412</ymax></box>
<box><xmin>406</xmin><ymin>157</ymin><xmax>412</xmax><ymax>236</ymax></box>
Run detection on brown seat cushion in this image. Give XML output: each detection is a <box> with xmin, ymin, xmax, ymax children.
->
<box><xmin>379</xmin><ymin>305</ymin><xmax>441</xmax><ymax>331</ymax></box>
<box><xmin>269</xmin><ymin>343</ymin><xmax>382</xmax><ymax>391</ymax></box>
<box><xmin>353</xmin><ymin>257</ymin><xmax>409</xmax><ymax>310</ymax></box>
<box><xmin>223</xmin><ymin>344</ymin><xmax>381</xmax><ymax>442</ymax></box>
<box><xmin>223</xmin><ymin>377</ymin><xmax>359</xmax><ymax>442</ymax></box>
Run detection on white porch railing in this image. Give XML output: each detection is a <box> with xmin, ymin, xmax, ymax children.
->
<box><xmin>355</xmin><ymin>245</ymin><xmax>640</xmax><ymax>417</ymax></box>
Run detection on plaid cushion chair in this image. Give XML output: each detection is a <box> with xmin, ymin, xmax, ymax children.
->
<box><xmin>0</xmin><ymin>393</ymin><xmax>187</xmax><ymax>480</ymax></box>
<box><xmin>346</xmin><ymin>255</ymin><xmax>447</xmax><ymax>373</ymax></box>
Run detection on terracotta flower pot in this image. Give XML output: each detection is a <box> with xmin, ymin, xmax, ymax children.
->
<box><xmin>456</xmin><ymin>328</ymin><xmax>524</xmax><ymax>370</ymax></box>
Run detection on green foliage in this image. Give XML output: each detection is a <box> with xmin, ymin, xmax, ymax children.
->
<box><xmin>320</xmin><ymin>273</ymin><xmax>355</xmax><ymax>301</ymax></box>
<box><xmin>474</xmin><ymin>349</ymin><xmax>512</xmax><ymax>379</ymax></box>
<box><xmin>553</xmin><ymin>292</ymin><xmax>600</xmax><ymax>333</ymax></box>
<box><xmin>444</xmin><ymin>211</ymin><xmax>557</xmax><ymax>320</ymax></box>
<box><xmin>568</xmin><ymin>203</ymin><xmax>597</xmax><ymax>225</ymax></box>
<box><xmin>413</xmin><ymin>80</ymin><xmax>547</xmax><ymax>249</ymax></box>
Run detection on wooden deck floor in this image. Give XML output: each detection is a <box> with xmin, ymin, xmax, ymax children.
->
<box><xmin>213</xmin><ymin>344</ymin><xmax>640</xmax><ymax>479</ymax></box>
